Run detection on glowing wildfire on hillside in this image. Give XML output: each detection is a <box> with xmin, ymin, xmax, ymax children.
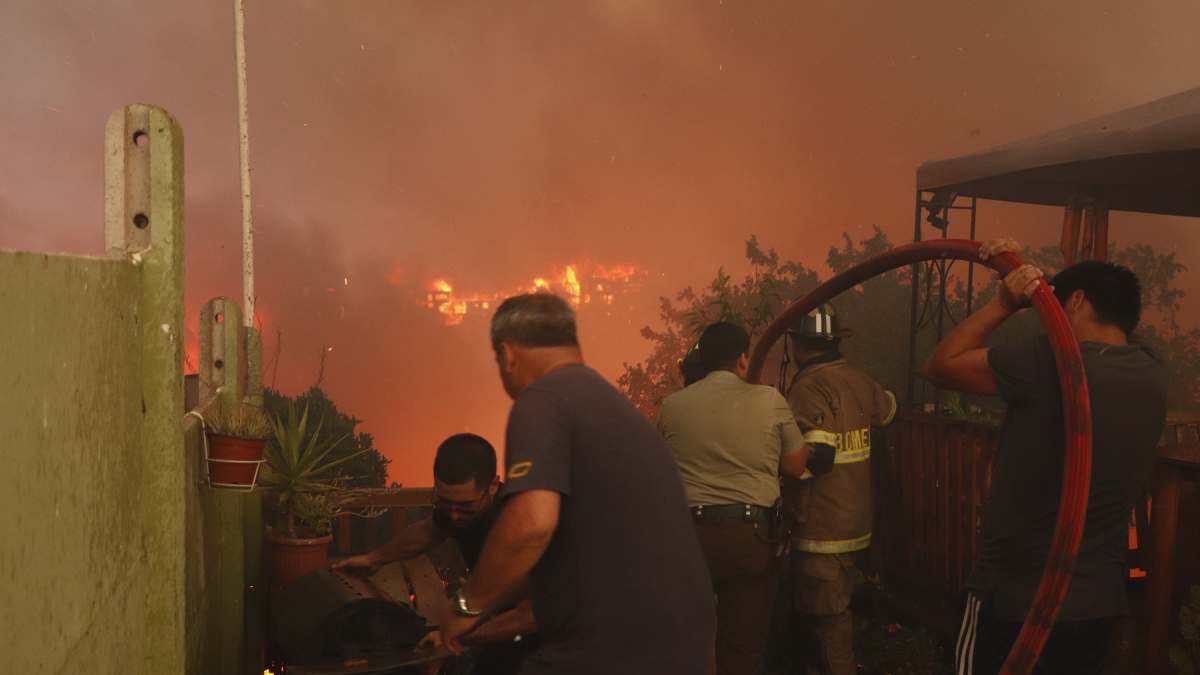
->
<box><xmin>426</xmin><ymin>263</ymin><xmax>645</xmax><ymax>326</ymax></box>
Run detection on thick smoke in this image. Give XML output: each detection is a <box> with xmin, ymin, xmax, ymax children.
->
<box><xmin>3</xmin><ymin>0</ymin><xmax>1199</xmax><ymax>484</ymax></box>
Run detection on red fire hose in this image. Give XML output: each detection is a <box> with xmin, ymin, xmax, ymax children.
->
<box><xmin>747</xmin><ymin>239</ymin><xmax>1092</xmax><ymax>675</ymax></box>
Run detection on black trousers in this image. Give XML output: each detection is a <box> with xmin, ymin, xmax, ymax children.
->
<box><xmin>955</xmin><ymin>594</ymin><xmax>1117</xmax><ymax>675</ymax></box>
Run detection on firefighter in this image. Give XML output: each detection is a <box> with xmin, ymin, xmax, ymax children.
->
<box><xmin>678</xmin><ymin>340</ymin><xmax>712</xmax><ymax>386</ymax></box>
<box><xmin>781</xmin><ymin>304</ymin><xmax>897</xmax><ymax>675</ymax></box>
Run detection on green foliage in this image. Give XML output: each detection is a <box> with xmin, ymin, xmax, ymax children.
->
<box><xmin>618</xmin><ymin>230</ymin><xmax>918</xmax><ymax>419</ymax></box>
<box><xmin>1111</xmin><ymin>243</ymin><xmax>1200</xmax><ymax>411</ymax></box>
<box><xmin>1171</xmin><ymin>585</ymin><xmax>1200</xmax><ymax>675</ymax></box>
<box><xmin>1021</xmin><ymin>242</ymin><xmax>1200</xmax><ymax>411</ymax></box>
<box><xmin>620</xmin><ymin>229</ymin><xmax>1200</xmax><ymax>421</ymax></box>
<box><xmin>853</xmin><ymin>618</ymin><xmax>951</xmax><ymax>675</ymax></box>
<box><xmin>289</xmin><ymin>492</ymin><xmax>335</xmax><ymax>537</ymax></box>
<box><xmin>937</xmin><ymin>391</ymin><xmax>1004</xmax><ymax>427</ymax></box>
<box><xmin>204</xmin><ymin>400</ymin><xmax>272</xmax><ymax>440</ymax></box>
<box><xmin>616</xmin><ymin>236</ymin><xmax>819</xmax><ymax>419</ymax></box>
<box><xmin>261</xmin><ymin>401</ymin><xmax>371</xmax><ymax>537</ymax></box>
<box><xmin>825</xmin><ymin>227</ymin><xmax>919</xmax><ymax>402</ymax></box>
<box><xmin>264</xmin><ymin>387</ymin><xmax>390</xmax><ymax>488</ymax></box>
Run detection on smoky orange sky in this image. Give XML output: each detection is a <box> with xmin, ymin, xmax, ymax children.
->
<box><xmin>3</xmin><ymin>1</ymin><xmax>1199</xmax><ymax>487</ymax></box>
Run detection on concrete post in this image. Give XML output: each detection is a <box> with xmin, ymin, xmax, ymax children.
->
<box><xmin>199</xmin><ymin>298</ymin><xmax>246</xmax><ymax>409</ymax></box>
<box><xmin>196</xmin><ymin>296</ymin><xmax>267</xmax><ymax>674</ymax></box>
<box><xmin>241</xmin><ymin>327</ymin><xmax>266</xmax><ymax>674</ymax></box>
<box><xmin>104</xmin><ymin>104</ymin><xmax>187</xmax><ymax>674</ymax></box>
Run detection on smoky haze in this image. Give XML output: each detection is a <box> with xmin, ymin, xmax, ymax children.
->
<box><xmin>3</xmin><ymin>0</ymin><xmax>1199</xmax><ymax>486</ymax></box>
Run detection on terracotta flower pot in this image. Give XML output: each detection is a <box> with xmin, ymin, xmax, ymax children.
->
<box><xmin>205</xmin><ymin>434</ymin><xmax>266</xmax><ymax>488</ymax></box>
<box><xmin>266</xmin><ymin>529</ymin><xmax>334</xmax><ymax>591</ymax></box>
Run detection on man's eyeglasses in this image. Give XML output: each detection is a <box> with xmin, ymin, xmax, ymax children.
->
<box><xmin>433</xmin><ymin>490</ymin><xmax>490</xmax><ymax>516</ymax></box>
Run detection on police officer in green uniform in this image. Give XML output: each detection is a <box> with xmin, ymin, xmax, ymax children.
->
<box><xmin>782</xmin><ymin>304</ymin><xmax>897</xmax><ymax>675</ymax></box>
<box><xmin>659</xmin><ymin>322</ymin><xmax>812</xmax><ymax>675</ymax></box>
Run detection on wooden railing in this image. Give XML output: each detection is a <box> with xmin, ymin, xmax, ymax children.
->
<box><xmin>1146</xmin><ymin>414</ymin><xmax>1200</xmax><ymax>674</ymax></box>
<box><xmin>875</xmin><ymin>409</ymin><xmax>1000</xmax><ymax>620</ymax></box>
<box><xmin>880</xmin><ymin>409</ymin><xmax>1200</xmax><ymax>672</ymax></box>
<box><xmin>332</xmin><ymin>488</ymin><xmax>435</xmax><ymax>556</ymax></box>
<box><xmin>314</xmin><ymin>413</ymin><xmax>1196</xmax><ymax>672</ymax></box>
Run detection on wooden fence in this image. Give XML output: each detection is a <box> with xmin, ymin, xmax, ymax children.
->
<box><xmin>1146</xmin><ymin>414</ymin><xmax>1200</xmax><ymax>674</ymax></box>
<box><xmin>331</xmin><ymin>488</ymin><xmax>435</xmax><ymax>556</ymax></box>
<box><xmin>874</xmin><ymin>409</ymin><xmax>1000</xmax><ymax>623</ymax></box>
<box><xmin>880</xmin><ymin>409</ymin><xmax>1200</xmax><ymax>673</ymax></box>
<box><xmin>320</xmin><ymin>415</ymin><xmax>1196</xmax><ymax>672</ymax></box>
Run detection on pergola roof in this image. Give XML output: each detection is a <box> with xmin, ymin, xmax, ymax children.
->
<box><xmin>917</xmin><ymin>87</ymin><xmax>1200</xmax><ymax>217</ymax></box>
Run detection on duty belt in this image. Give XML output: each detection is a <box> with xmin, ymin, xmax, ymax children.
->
<box><xmin>793</xmin><ymin>532</ymin><xmax>872</xmax><ymax>554</ymax></box>
<box><xmin>690</xmin><ymin>504</ymin><xmax>769</xmax><ymax>523</ymax></box>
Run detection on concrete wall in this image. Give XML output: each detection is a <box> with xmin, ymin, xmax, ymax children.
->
<box><xmin>0</xmin><ymin>250</ymin><xmax>147</xmax><ymax>673</ymax></box>
<box><xmin>0</xmin><ymin>105</ymin><xmax>224</xmax><ymax>674</ymax></box>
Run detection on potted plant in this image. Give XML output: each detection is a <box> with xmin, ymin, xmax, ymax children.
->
<box><xmin>203</xmin><ymin>401</ymin><xmax>272</xmax><ymax>489</ymax></box>
<box><xmin>261</xmin><ymin>402</ymin><xmax>370</xmax><ymax>590</ymax></box>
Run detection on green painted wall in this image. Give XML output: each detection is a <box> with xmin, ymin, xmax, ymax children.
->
<box><xmin>185</xmin><ymin>298</ymin><xmax>266</xmax><ymax>675</ymax></box>
<box><xmin>0</xmin><ymin>250</ymin><xmax>147</xmax><ymax>673</ymax></box>
<box><xmin>0</xmin><ymin>104</ymin><xmax>258</xmax><ymax>675</ymax></box>
<box><xmin>184</xmin><ymin>418</ymin><xmax>265</xmax><ymax>675</ymax></box>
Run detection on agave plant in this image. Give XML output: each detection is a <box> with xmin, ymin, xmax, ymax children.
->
<box><xmin>261</xmin><ymin>402</ymin><xmax>371</xmax><ymax>538</ymax></box>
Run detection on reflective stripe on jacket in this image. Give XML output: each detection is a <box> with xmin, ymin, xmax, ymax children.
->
<box><xmin>785</xmin><ymin>359</ymin><xmax>896</xmax><ymax>554</ymax></box>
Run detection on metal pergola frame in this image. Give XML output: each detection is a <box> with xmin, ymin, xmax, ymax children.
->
<box><xmin>902</xmin><ymin>85</ymin><xmax>1200</xmax><ymax>675</ymax></box>
<box><xmin>905</xmin><ymin>191</ymin><xmax>977</xmax><ymax>410</ymax></box>
<box><xmin>904</xmin><ymin>86</ymin><xmax>1200</xmax><ymax>413</ymax></box>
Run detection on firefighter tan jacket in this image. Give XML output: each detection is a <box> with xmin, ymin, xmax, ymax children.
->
<box><xmin>785</xmin><ymin>358</ymin><xmax>896</xmax><ymax>554</ymax></box>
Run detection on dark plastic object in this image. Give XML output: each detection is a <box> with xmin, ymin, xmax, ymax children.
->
<box><xmin>272</xmin><ymin>568</ymin><xmax>429</xmax><ymax>665</ymax></box>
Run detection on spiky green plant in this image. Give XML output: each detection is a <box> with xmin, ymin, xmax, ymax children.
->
<box><xmin>262</xmin><ymin>402</ymin><xmax>371</xmax><ymax>537</ymax></box>
<box><xmin>205</xmin><ymin>401</ymin><xmax>273</xmax><ymax>440</ymax></box>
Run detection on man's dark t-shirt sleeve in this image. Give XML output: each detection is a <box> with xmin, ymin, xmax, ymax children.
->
<box><xmin>501</xmin><ymin>387</ymin><xmax>572</xmax><ymax>497</ymax></box>
<box><xmin>987</xmin><ymin>334</ymin><xmax>1054</xmax><ymax>404</ymax></box>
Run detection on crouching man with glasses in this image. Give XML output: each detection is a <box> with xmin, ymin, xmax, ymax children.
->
<box><xmin>333</xmin><ymin>433</ymin><xmax>537</xmax><ymax>674</ymax></box>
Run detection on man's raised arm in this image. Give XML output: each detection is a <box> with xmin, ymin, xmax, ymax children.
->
<box><xmin>923</xmin><ymin>258</ymin><xmax>1044</xmax><ymax>396</ymax></box>
<box><xmin>331</xmin><ymin>517</ymin><xmax>444</xmax><ymax>574</ymax></box>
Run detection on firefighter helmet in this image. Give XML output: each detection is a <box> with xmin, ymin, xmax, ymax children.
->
<box><xmin>678</xmin><ymin>342</ymin><xmax>709</xmax><ymax>386</ymax></box>
<box><xmin>786</xmin><ymin>303</ymin><xmax>848</xmax><ymax>341</ymax></box>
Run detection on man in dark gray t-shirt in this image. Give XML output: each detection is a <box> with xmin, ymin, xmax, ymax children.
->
<box><xmin>975</xmin><ymin>334</ymin><xmax>1165</xmax><ymax>622</ymax></box>
<box><xmin>438</xmin><ymin>293</ymin><xmax>715</xmax><ymax>675</ymax></box>
<box><xmin>924</xmin><ymin>240</ymin><xmax>1167</xmax><ymax>675</ymax></box>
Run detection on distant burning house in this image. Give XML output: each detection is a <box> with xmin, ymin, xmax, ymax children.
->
<box><xmin>425</xmin><ymin>263</ymin><xmax>645</xmax><ymax>326</ymax></box>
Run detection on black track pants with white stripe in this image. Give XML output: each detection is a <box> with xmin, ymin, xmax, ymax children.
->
<box><xmin>955</xmin><ymin>594</ymin><xmax>1117</xmax><ymax>675</ymax></box>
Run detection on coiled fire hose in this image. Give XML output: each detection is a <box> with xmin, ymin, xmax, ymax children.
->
<box><xmin>747</xmin><ymin>239</ymin><xmax>1092</xmax><ymax>675</ymax></box>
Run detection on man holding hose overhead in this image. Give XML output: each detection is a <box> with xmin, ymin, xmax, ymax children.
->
<box><xmin>923</xmin><ymin>239</ymin><xmax>1167</xmax><ymax>675</ymax></box>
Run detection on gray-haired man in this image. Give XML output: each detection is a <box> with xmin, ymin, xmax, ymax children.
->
<box><xmin>438</xmin><ymin>293</ymin><xmax>716</xmax><ymax>675</ymax></box>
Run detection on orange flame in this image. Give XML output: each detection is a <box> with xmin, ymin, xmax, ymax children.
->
<box><xmin>421</xmin><ymin>263</ymin><xmax>644</xmax><ymax>326</ymax></box>
<box><xmin>593</xmin><ymin>263</ymin><xmax>641</xmax><ymax>283</ymax></box>
<box><xmin>563</xmin><ymin>265</ymin><xmax>581</xmax><ymax>304</ymax></box>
